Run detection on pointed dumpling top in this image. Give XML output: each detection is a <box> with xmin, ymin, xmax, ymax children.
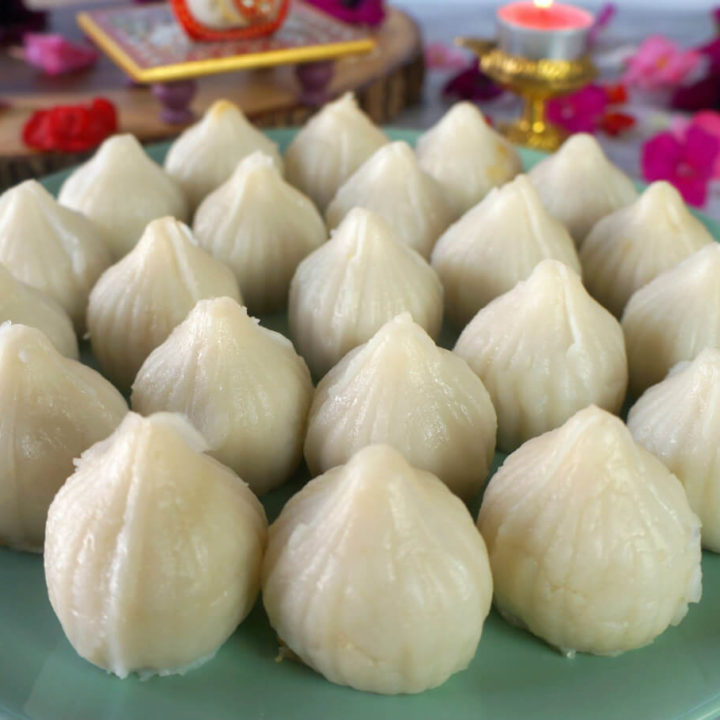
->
<box><xmin>165</xmin><ymin>100</ymin><xmax>283</xmax><ymax>211</ymax></box>
<box><xmin>622</xmin><ymin>242</ymin><xmax>720</xmax><ymax>396</ymax></box>
<box><xmin>416</xmin><ymin>102</ymin><xmax>522</xmax><ymax>217</ymax></box>
<box><xmin>193</xmin><ymin>151</ymin><xmax>325</xmax><ymax>313</ymax></box>
<box><xmin>528</xmin><ymin>133</ymin><xmax>638</xmax><ymax>244</ymax></box>
<box><xmin>581</xmin><ymin>181</ymin><xmax>714</xmax><ymax>317</ymax></box>
<box><xmin>285</xmin><ymin>92</ymin><xmax>389</xmax><ymax>211</ymax></box>
<box><xmin>87</xmin><ymin>216</ymin><xmax>240</xmax><ymax>390</ymax></box>
<box><xmin>432</xmin><ymin>174</ymin><xmax>580</xmax><ymax>327</ymax></box>
<box><xmin>59</xmin><ymin>134</ymin><xmax>189</xmax><ymax>258</ymax></box>
<box><xmin>289</xmin><ymin>207</ymin><xmax>443</xmax><ymax>377</ymax></box>
<box><xmin>325</xmin><ymin>141</ymin><xmax>453</xmax><ymax>259</ymax></box>
<box><xmin>0</xmin><ymin>179</ymin><xmax>112</xmax><ymax>332</ymax></box>
<box><xmin>455</xmin><ymin>259</ymin><xmax>627</xmax><ymax>451</ymax></box>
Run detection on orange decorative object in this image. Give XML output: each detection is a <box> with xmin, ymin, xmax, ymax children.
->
<box><xmin>170</xmin><ymin>0</ymin><xmax>290</xmax><ymax>42</ymax></box>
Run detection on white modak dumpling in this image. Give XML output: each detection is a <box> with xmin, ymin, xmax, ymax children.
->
<box><xmin>455</xmin><ymin>260</ymin><xmax>627</xmax><ymax>452</ymax></box>
<box><xmin>325</xmin><ymin>142</ymin><xmax>453</xmax><ymax>259</ymax></box>
<box><xmin>628</xmin><ymin>348</ymin><xmax>720</xmax><ymax>552</ymax></box>
<box><xmin>416</xmin><ymin>102</ymin><xmax>522</xmax><ymax>217</ymax></box>
<box><xmin>193</xmin><ymin>152</ymin><xmax>325</xmax><ymax>313</ymax></box>
<box><xmin>622</xmin><ymin>243</ymin><xmax>720</xmax><ymax>396</ymax></box>
<box><xmin>528</xmin><ymin>133</ymin><xmax>638</xmax><ymax>244</ymax></box>
<box><xmin>45</xmin><ymin>412</ymin><xmax>267</xmax><ymax>678</ymax></box>
<box><xmin>431</xmin><ymin>174</ymin><xmax>580</xmax><ymax>328</ymax></box>
<box><xmin>262</xmin><ymin>444</ymin><xmax>493</xmax><ymax>694</ymax></box>
<box><xmin>0</xmin><ymin>323</ymin><xmax>126</xmax><ymax>552</ymax></box>
<box><xmin>304</xmin><ymin>314</ymin><xmax>496</xmax><ymax>500</ymax></box>
<box><xmin>0</xmin><ymin>180</ymin><xmax>111</xmax><ymax>332</ymax></box>
<box><xmin>88</xmin><ymin>217</ymin><xmax>240</xmax><ymax>390</ymax></box>
<box><xmin>132</xmin><ymin>298</ymin><xmax>312</xmax><ymax>496</ymax></box>
<box><xmin>289</xmin><ymin>208</ymin><xmax>443</xmax><ymax>377</ymax></box>
<box><xmin>284</xmin><ymin>92</ymin><xmax>389</xmax><ymax>211</ymax></box>
<box><xmin>164</xmin><ymin>99</ymin><xmax>283</xmax><ymax>212</ymax></box>
<box><xmin>0</xmin><ymin>263</ymin><xmax>77</xmax><ymax>359</ymax></box>
<box><xmin>58</xmin><ymin>134</ymin><xmax>188</xmax><ymax>258</ymax></box>
<box><xmin>581</xmin><ymin>182</ymin><xmax>713</xmax><ymax>317</ymax></box>
<box><xmin>478</xmin><ymin>406</ymin><xmax>702</xmax><ymax>656</ymax></box>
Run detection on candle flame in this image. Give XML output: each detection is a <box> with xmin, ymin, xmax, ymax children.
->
<box><xmin>534</xmin><ymin>0</ymin><xmax>554</xmax><ymax>7</ymax></box>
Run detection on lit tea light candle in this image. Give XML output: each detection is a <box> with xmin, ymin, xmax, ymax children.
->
<box><xmin>497</xmin><ymin>0</ymin><xmax>594</xmax><ymax>61</ymax></box>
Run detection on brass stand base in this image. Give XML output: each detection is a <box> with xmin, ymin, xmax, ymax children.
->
<box><xmin>500</xmin><ymin>118</ymin><xmax>567</xmax><ymax>152</ymax></box>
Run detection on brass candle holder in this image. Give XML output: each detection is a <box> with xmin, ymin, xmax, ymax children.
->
<box><xmin>458</xmin><ymin>39</ymin><xmax>596</xmax><ymax>152</ymax></box>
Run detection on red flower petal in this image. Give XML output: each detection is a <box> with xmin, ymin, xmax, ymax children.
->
<box><xmin>600</xmin><ymin>111</ymin><xmax>635</xmax><ymax>136</ymax></box>
<box><xmin>604</xmin><ymin>83</ymin><xmax>628</xmax><ymax>105</ymax></box>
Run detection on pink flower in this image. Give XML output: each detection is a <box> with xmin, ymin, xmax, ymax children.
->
<box><xmin>547</xmin><ymin>84</ymin><xmax>608</xmax><ymax>134</ymax></box>
<box><xmin>623</xmin><ymin>35</ymin><xmax>701</xmax><ymax>91</ymax></box>
<box><xmin>23</xmin><ymin>33</ymin><xmax>98</xmax><ymax>76</ymax></box>
<box><xmin>424</xmin><ymin>42</ymin><xmax>469</xmax><ymax>71</ymax></box>
<box><xmin>641</xmin><ymin>125</ymin><xmax>719</xmax><ymax>207</ymax></box>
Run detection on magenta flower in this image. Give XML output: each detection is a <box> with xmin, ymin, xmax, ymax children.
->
<box><xmin>547</xmin><ymin>84</ymin><xmax>608</xmax><ymax>134</ymax></box>
<box><xmin>641</xmin><ymin>125</ymin><xmax>719</xmax><ymax>207</ymax></box>
<box><xmin>23</xmin><ymin>33</ymin><xmax>98</xmax><ymax>76</ymax></box>
<box><xmin>442</xmin><ymin>62</ymin><xmax>504</xmax><ymax>103</ymax></box>
<box><xmin>304</xmin><ymin>0</ymin><xmax>385</xmax><ymax>27</ymax></box>
<box><xmin>623</xmin><ymin>35</ymin><xmax>701</xmax><ymax>91</ymax></box>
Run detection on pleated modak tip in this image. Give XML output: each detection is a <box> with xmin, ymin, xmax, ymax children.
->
<box><xmin>325</xmin><ymin>141</ymin><xmax>453</xmax><ymax>259</ymax></box>
<box><xmin>622</xmin><ymin>243</ymin><xmax>720</xmax><ymax>397</ymax></box>
<box><xmin>262</xmin><ymin>444</ymin><xmax>493</xmax><ymax>695</ymax></box>
<box><xmin>58</xmin><ymin>134</ymin><xmax>189</xmax><ymax>259</ymax></box>
<box><xmin>131</xmin><ymin>297</ymin><xmax>312</xmax><ymax>496</ymax></box>
<box><xmin>0</xmin><ymin>263</ymin><xmax>77</xmax><ymax>359</ymax></box>
<box><xmin>164</xmin><ymin>99</ymin><xmax>283</xmax><ymax>212</ymax></box>
<box><xmin>0</xmin><ymin>323</ymin><xmax>127</xmax><ymax>552</ymax></box>
<box><xmin>304</xmin><ymin>313</ymin><xmax>497</xmax><ymax>500</ymax></box>
<box><xmin>628</xmin><ymin>348</ymin><xmax>720</xmax><ymax>551</ymax></box>
<box><xmin>478</xmin><ymin>405</ymin><xmax>702</xmax><ymax>657</ymax></box>
<box><xmin>289</xmin><ymin>207</ymin><xmax>443</xmax><ymax>378</ymax></box>
<box><xmin>193</xmin><ymin>151</ymin><xmax>326</xmax><ymax>314</ymax></box>
<box><xmin>0</xmin><ymin>180</ymin><xmax>112</xmax><ymax>333</ymax></box>
<box><xmin>416</xmin><ymin>102</ymin><xmax>522</xmax><ymax>218</ymax></box>
<box><xmin>284</xmin><ymin>92</ymin><xmax>389</xmax><ymax>211</ymax></box>
<box><xmin>44</xmin><ymin>411</ymin><xmax>267</xmax><ymax>679</ymax></box>
<box><xmin>87</xmin><ymin>216</ymin><xmax>240</xmax><ymax>390</ymax></box>
<box><xmin>454</xmin><ymin>259</ymin><xmax>628</xmax><ymax>452</ymax></box>
<box><xmin>581</xmin><ymin>181</ymin><xmax>714</xmax><ymax>317</ymax></box>
<box><xmin>431</xmin><ymin>174</ymin><xmax>580</xmax><ymax>328</ymax></box>
<box><xmin>528</xmin><ymin>133</ymin><xmax>638</xmax><ymax>245</ymax></box>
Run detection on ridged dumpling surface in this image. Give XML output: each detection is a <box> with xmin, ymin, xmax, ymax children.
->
<box><xmin>478</xmin><ymin>406</ymin><xmax>702</xmax><ymax>656</ymax></box>
<box><xmin>289</xmin><ymin>208</ymin><xmax>443</xmax><ymax>377</ymax></box>
<box><xmin>87</xmin><ymin>217</ymin><xmax>240</xmax><ymax>390</ymax></box>
<box><xmin>284</xmin><ymin>92</ymin><xmax>389</xmax><ymax>210</ymax></box>
<box><xmin>0</xmin><ymin>323</ymin><xmax>126</xmax><ymax>552</ymax></box>
<box><xmin>454</xmin><ymin>260</ymin><xmax>628</xmax><ymax>451</ymax></box>
<box><xmin>164</xmin><ymin>100</ymin><xmax>283</xmax><ymax>211</ymax></box>
<box><xmin>0</xmin><ymin>180</ymin><xmax>111</xmax><ymax>332</ymax></box>
<box><xmin>44</xmin><ymin>412</ymin><xmax>267</xmax><ymax>678</ymax></box>
<box><xmin>304</xmin><ymin>314</ymin><xmax>497</xmax><ymax>500</ymax></box>
<box><xmin>431</xmin><ymin>174</ymin><xmax>580</xmax><ymax>328</ymax></box>
<box><xmin>193</xmin><ymin>152</ymin><xmax>325</xmax><ymax>313</ymax></box>
<box><xmin>0</xmin><ymin>263</ymin><xmax>77</xmax><ymax>358</ymax></box>
<box><xmin>628</xmin><ymin>348</ymin><xmax>720</xmax><ymax>551</ymax></box>
<box><xmin>528</xmin><ymin>133</ymin><xmax>638</xmax><ymax>244</ymax></box>
<box><xmin>325</xmin><ymin>142</ymin><xmax>453</xmax><ymax>259</ymax></box>
<box><xmin>262</xmin><ymin>444</ymin><xmax>493</xmax><ymax>694</ymax></box>
<box><xmin>416</xmin><ymin>102</ymin><xmax>522</xmax><ymax>218</ymax></box>
<box><xmin>581</xmin><ymin>182</ymin><xmax>713</xmax><ymax>317</ymax></box>
<box><xmin>622</xmin><ymin>243</ymin><xmax>720</xmax><ymax>396</ymax></box>
<box><xmin>132</xmin><ymin>298</ymin><xmax>312</xmax><ymax>496</ymax></box>
<box><xmin>58</xmin><ymin>134</ymin><xmax>188</xmax><ymax>258</ymax></box>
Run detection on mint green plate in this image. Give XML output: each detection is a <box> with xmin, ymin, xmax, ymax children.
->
<box><xmin>2</xmin><ymin>128</ymin><xmax>719</xmax><ymax>720</ymax></box>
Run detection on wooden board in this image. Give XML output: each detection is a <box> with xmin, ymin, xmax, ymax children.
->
<box><xmin>0</xmin><ymin>4</ymin><xmax>424</xmax><ymax>188</ymax></box>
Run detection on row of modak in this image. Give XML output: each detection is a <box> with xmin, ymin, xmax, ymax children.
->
<box><xmin>0</xmin><ymin>96</ymin><xmax>717</xmax><ymax>696</ymax></box>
